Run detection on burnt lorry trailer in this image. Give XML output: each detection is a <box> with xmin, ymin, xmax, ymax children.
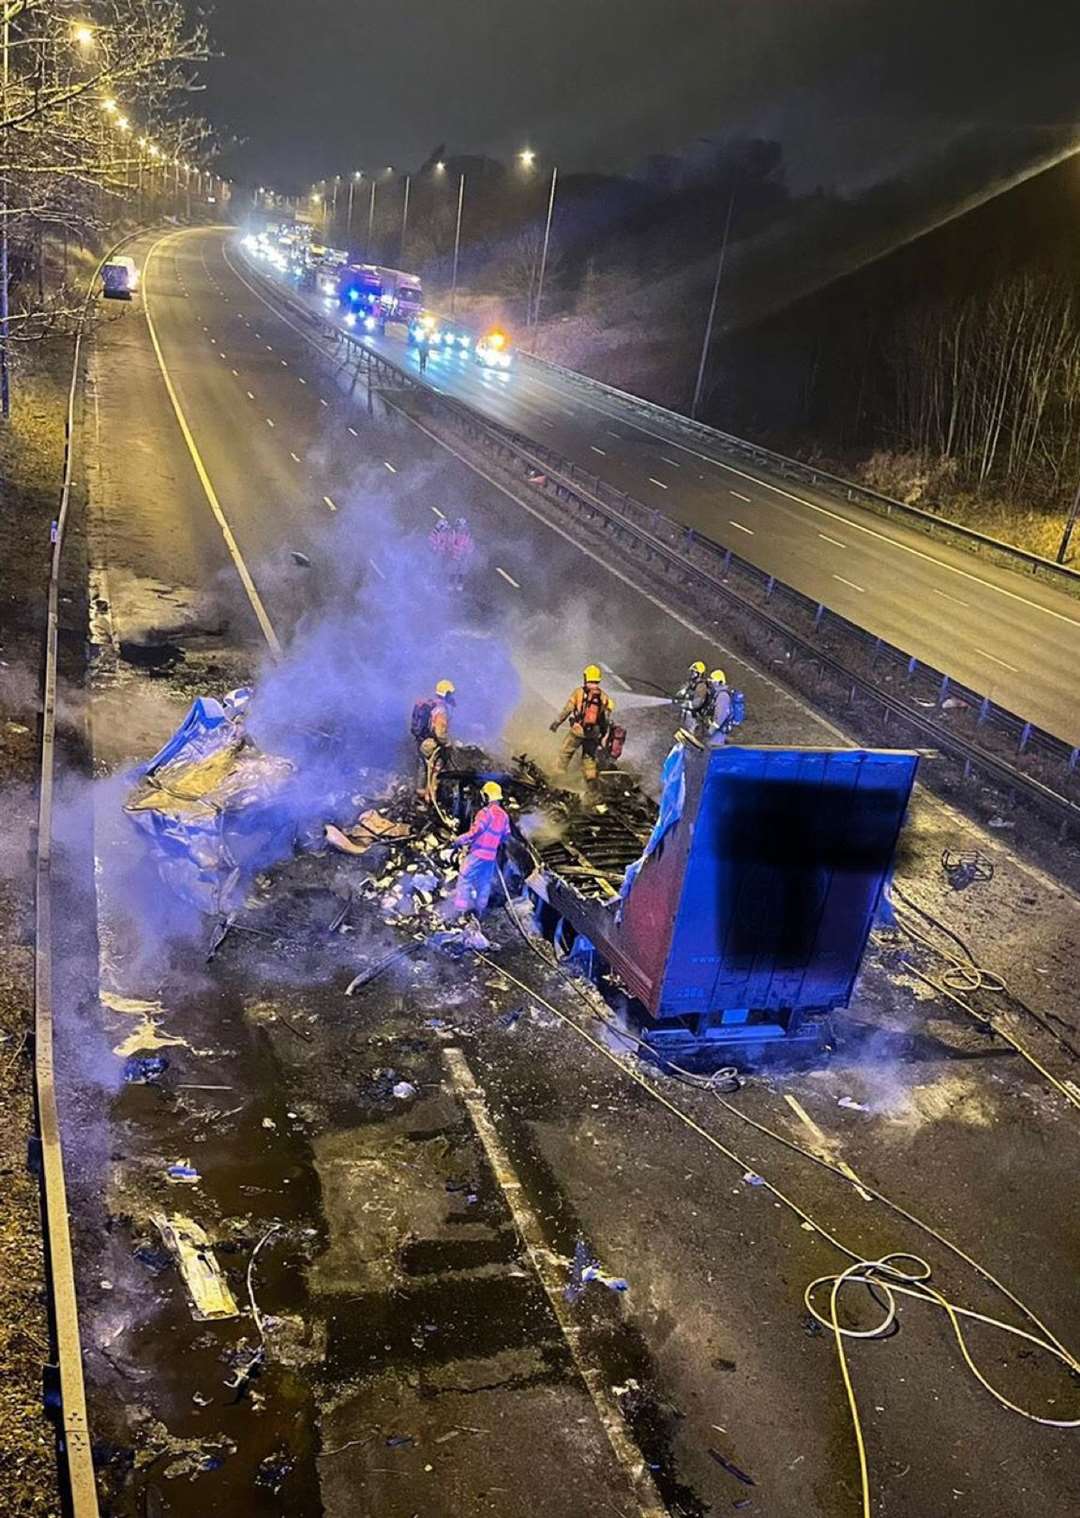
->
<box><xmin>522</xmin><ymin>740</ymin><xmax>918</xmax><ymax>1057</ymax></box>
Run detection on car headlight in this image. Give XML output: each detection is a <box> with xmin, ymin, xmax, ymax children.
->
<box><xmin>344</xmin><ymin>312</ymin><xmax>356</xmax><ymax>327</ymax></box>
<box><xmin>364</xmin><ymin>315</ymin><xmax>376</xmax><ymax>331</ymax></box>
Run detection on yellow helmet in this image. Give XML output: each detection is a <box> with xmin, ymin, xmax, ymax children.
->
<box><xmin>435</xmin><ymin>679</ymin><xmax>455</xmax><ymax>697</ymax></box>
<box><xmin>710</xmin><ymin>669</ymin><xmax>727</xmax><ymax>684</ymax></box>
<box><xmin>583</xmin><ymin>664</ymin><xmax>602</xmax><ymax>683</ymax></box>
<box><xmin>689</xmin><ymin>660</ymin><xmax>706</xmax><ymax>676</ymax></box>
<box><xmin>480</xmin><ymin>781</ymin><xmax>503</xmax><ymax>802</ymax></box>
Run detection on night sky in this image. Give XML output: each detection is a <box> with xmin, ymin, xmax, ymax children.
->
<box><xmin>203</xmin><ymin>1</ymin><xmax>1080</xmax><ymax>191</ymax></box>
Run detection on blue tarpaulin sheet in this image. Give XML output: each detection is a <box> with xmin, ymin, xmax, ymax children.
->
<box><xmin>619</xmin><ymin>741</ymin><xmax>686</xmax><ymax>906</ymax></box>
<box><xmin>124</xmin><ymin>690</ymin><xmax>299</xmax><ymax>913</ymax></box>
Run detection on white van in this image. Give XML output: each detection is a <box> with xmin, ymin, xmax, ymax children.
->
<box><xmin>102</xmin><ymin>255</ymin><xmax>139</xmax><ymax>299</ymax></box>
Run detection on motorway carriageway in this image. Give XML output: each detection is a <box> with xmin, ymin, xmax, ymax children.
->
<box><xmin>80</xmin><ymin>223</ymin><xmax>1080</xmax><ymax>1518</ymax></box>
<box><xmin>235</xmin><ymin>234</ymin><xmax>1080</xmax><ymax>752</ymax></box>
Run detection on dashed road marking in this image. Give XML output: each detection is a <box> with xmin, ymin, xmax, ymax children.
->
<box><xmin>383</xmin><ymin>460</ymin><xmax>396</xmax><ymax>473</ymax></box>
<box><xmin>975</xmin><ymin>647</ymin><xmax>1019</xmax><ymax>673</ymax></box>
<box><xmin>833</xmin><ymin>573</ymin><xmax>865</xmax><ymax>593</ymax></box>
<box><xmin>729</xmin><ymin>519</ymin><xmax>754</xmax><ymax>535</ymax></box>
<box><xmin>289</xmin><ymin>451</ymin><xmax>301</xmax><ymax>463</ymax></box>
<box><xmin>323</xmin><ymin>495</ymin><xmax>337</xmax><ymax>512</ymax></box>
<box><xmin>934</xmin><ymin>587</ymin><xmax>969</xmax><ymax>608</ymax></box>
<box><xmin>246</xmin><ymin>391</ymin><xmax>255</xmax><ymax>400</ymax></box>
<box><xmin>495</xmin><ymin>566</ymin><xmax>520</xmax><ymax>588</ymax></box>
<box><xmin>320</xmin><ymin>397</ymin><xmax>328</xmax><ymax>406</ymax></box>
<box><xmin>648</xmin><ymin>476</ymin><xmax>668</xmax><ymax>490</ymax></box>
<box><xmin>231</xmin><ymin>368</ymin><xmax>239</xmax><ymax>376</ymax></box>
<box><xmin>298</xmin><ymin>377</ymin><xmax>307</xmax><ymax>384</ymax></box>
<box><xmin>368</xmin><ymin>557</ymin><xmax>385</xmax><ymax>579</ymax></box>
<box><xmin>819</xmin><ymin>533</ymin><xmax>846</xmax><ymax>549</ymax></box>
<box><xmin>729</xmin><ymin>489</ymin><xmax>751</xmax><ymax>503</ymax></box>
<box><xmin>431</xmin><ymin>505</ymin><xmax>446</xmax><ymax>519</ymax></box>
<box><xmin>661</xmin><ymin>456</ymin><xmax>681</xmax><ymax>468</ymax></box>
<box><xmin>266</xmin><ymin>417</ymin><xmax>275</xmax><ymax>428</ymax></box>
<box><xmin>347</xmin><ymin>426</ymin><xmax>358</xmax><ymax>436</ymax></box>
<box><xmin>590</xmin><ymin>446</ymin><xmax>607</xmax><ymax>456</ymax></box>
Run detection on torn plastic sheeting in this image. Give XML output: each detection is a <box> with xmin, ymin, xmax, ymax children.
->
<box><xmin>618</xmin><ymin>740</ymin><xmax>686</xmax><ymax>907</ymax></box>
<box><xmin>124</xmin><ymin>691</ymin><xmax>299</xmax><ymax>913</ymax></box>
<box><xmin>152</xmin><ymin>1212</ymin><xmax>239</xmax><ymax>1321</ymax></box>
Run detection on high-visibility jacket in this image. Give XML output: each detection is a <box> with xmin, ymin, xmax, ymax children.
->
<box><xmin>458</xmin><ymin>802</ymin><xmax>511</xmax><ymax>861</ymax></box>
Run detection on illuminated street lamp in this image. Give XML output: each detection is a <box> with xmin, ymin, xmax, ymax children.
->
<box><xmin>519</xmin><ymin>150</ymin><xmax>558</xmax><ymax>351</ymax></box>
<box><xmin>72</xmin><ymin>23</ymin><xmax>94</xmax><ymax>48</ymax></box>
<box><xmin>347</xmin><ymin>170</ymin><xmax>361</xmax><ymax>243</ymax></box>
<box><xmin>101</xmin><ymin>97</ymin><xmax>117</xmax><ymax>114</ymax></box>
<box><xmin>116</xmin><ymin>115</ymin><xmax>129</xmax><ymax>130</ymax></box>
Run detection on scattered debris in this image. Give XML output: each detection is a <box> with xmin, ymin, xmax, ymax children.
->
<box><xmin>987</xmin><ymin>816</ymin><xmax>1014</xmax><ymax>830</ymax></box>
<box><xmin>290</xmin><ymin>550</ymin><xmax>311</xmax><ymax>567</ymax></box>
<box><xmin>166</xmin><ymin>1163</ymin><xmax>201</xmax><ymax>1185</ymax></box>
<box><xmin>837</xmin><ymin>1096</ymin><xmax>869</xmax><ymax>1112</ymax></box>
<box><xmin>385</xmin><ymin>1434</ymin><xmax>415</xmax><ymax>1450</ymax></box>
<box><xmin>708</xmin><ymin>1449</ymin><xmax>755</xmax><ymax>1486</ymax></box>
<box><xmin>941</xmin><ymin>848</ymin><xmax>994</xmax><ymax>891</ymax></box>
<box><xmin>123</xmin><ymin>1054</ymin><xmax>170</xmax><ymax>1084</ymax></box>
<box><xmin>152</xmin><ymin>1214</ymin><xmax>239</xmax><ymax>1321</ymax></box>
<box><xmin>741</xmin><ymin>1171</ymin><xmax>765</xmax><ymax>1187</ymax></box>
<box><xmin>392</xmin><ymin>1080</ymin><xmax>418</xmax><ymax>1101</ymax></box>
<box><xmin>565</xmin><ymin>1238</ymin><xmax>629</xmax><ymax>1302</ymax></box>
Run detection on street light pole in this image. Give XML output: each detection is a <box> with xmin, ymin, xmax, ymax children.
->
<box><xmin>450</xmin><ymin>171</ymin><xmax>465</xmax><ymax>319</ymax></box>
<box><xmin>347</xmin><ymin>172</ymin><xmax>358</xmax><ymax>247</ymax></box>
<box><xmin>690</xmin><ymin>187</ymin><xmax>736</xmax><ymax>420</ymax></box>
<box><xmin>529</xmin><ymin>165</ymin><xmax>558</xmax><ymax>354</ymax></box>
<box><xmin>400</xmin><ymin>173</ymin><xmax>410</xmax><ymax>264</ymax></box>
<box><xmin>367</xmin><ymin>178</ymin><xmax>376</xmax><ymax>260</ymax></box>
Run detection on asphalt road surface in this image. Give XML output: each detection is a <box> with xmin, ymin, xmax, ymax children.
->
<box><xmin>239</xmin><ymin>235</ymin><xmax>1080</xmax><ymax>751</ymax></box>
<box><xmin>68</xmin><ymin>224</ymin><xmax>1080</xmax><ymax>1518</ymax></box>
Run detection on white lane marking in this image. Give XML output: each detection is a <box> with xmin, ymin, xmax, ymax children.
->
<box><xmin>599</xmin><ymin>662</ymin><xmax>632</xmax><ymax>691</ymax></box>
<box><xmin>606</xmin><ymin>429</ymin><xmax>621</xmax><ymax>439</ymax></box>
<box><xmin>280</xmin><ymin>358</ymin><xmax>288</xmax><ymax>366</ymax></box>
<box><xmin>661</xmin><ymin>456</ymin><xmax>682</xmax><ymax>468</ymax></box>
<box><xmin>975</xmin><ymin>647</ymin><xmax>1019</xmax><ymax>673</ymax></box>
<box><xmin>347</xmin><ymin>426</ymin><xmax>358</xmax><ymax>437</ymax></box>
<box><xmin>142</xmin><ymin>233</ymin><xmax>282</xmax><ymax>657</ymax></box>
<box><xmin>819</xmin><ymin>533</ymin><xmax>846</xmax><ymax>549</ymax></box>
<box><xmin>495</xmin><ymin>566</ymin><xmax>520</xmax><ymax>589</ymax></box>
<box><xmin>729</xmin><ymin>490</ymin><xmax>751</xmax><ymax>502</ymax></box>
<box><xmin>590</xmin><ymin>446</ymin><xmax>607</xmax><ymax>456</ymax></box>
<box><xmin>289</xmin><ymin>451</ymin><xmax>301</xmax><ymax>463</ymax></box>
<box><xmin>648</xmin><ymin>477</ymin><xmax>669</xmax><ymax>490</ymax></box>
<box><xmin>443</xmin><ymin>1045</ymin><xmax>670</xmax><ymax>1518</ymax></box>
<box><xmin>323</xmin><ymin>495</ymin><xmax>337</xmax><ymax>512</ymax></box>
<box><xmin>541</xmin><ymin>419</ymin><xmax>554</xmax><ymax>428</ymax></box>
<box><xmin>431</xmin><ymin>505</ymin><xmax>446</xmax><ymax>519</ymax></box>
<box><xmin>368</xmin><ymin>557</ymin><xmax>385</xmax><ymax>579</ymax></box>
<box><xmin>246</xmin><ymin>390</ymin><xmax>255</xmax><ymax>400</ymax></box>
<box><xmin>298</xmin><ymin>377</ymin><xmax>307</xmax><ymax>384</ymax></box>
<box><xmin>320</xmin><ymin>397</ymin><xmax>328</xmax><ymax>406</ymax></box>
<box><xmin>934</xmin><ymin>587</ymin><xmax>969</xmax><ymax>608</ymax></box>
<box><xmin>729</xmin><ymin>520</ymin><xmax>754</xmax><ymax>535</ymax></box>
<box><xmin>266</xmin><ymin>417</ymin><xmax>275</xmax><ymax>428</ymax></box>
<box><xmin>265</xmin><ymin>343</ymin><xmax>273</xmax><ymax>351</ymax></box>
<box><xmin>383</xmin><ymin>461</ymin><xmax>397</xmax><ymax>473</ymax></box>
<box><xmin>833</xmin><ymin>574</ymin><xmax>865</xmax><ymax>593</ymax></box>
<box><xmin>231</xmin><ymin>368</ymin><xmax>239</xmax><ymax>376</ymax></box>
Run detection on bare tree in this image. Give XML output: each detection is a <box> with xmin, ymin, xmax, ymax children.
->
<box><xmin>1</xmin><ymin>0</ymin><xmax>211</xmax><ymax>412</ymax></box>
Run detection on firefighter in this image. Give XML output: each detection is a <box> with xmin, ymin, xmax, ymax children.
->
<box><xmin>411</xmin><ymin>679</ymin><xmax>455</xmax><ymax>803</ymax></box>
<box><xmin>708</xmin><ymin>669</ymin><xmax>735</xmax><ymax>737</ymax></box>
<box><xmin>676</xmin><ymin>660</ymin><xmax>711</xmax><ymax>734</ymax></box>
<box><xmin>550</xmin><ymin>665</ymin><xmax>615</xmax><ymax>785</ymax></box>
<box><xmin>452</xmin><ymin>781</ymin><xmax>511</xmax><ymax>918</ymax></box>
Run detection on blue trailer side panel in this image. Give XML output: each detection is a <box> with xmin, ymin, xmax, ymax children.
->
<box><xmin>649</xmin><ymin>746</ymin><xmax>917</xmax><ymax>1017</ymax></box>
